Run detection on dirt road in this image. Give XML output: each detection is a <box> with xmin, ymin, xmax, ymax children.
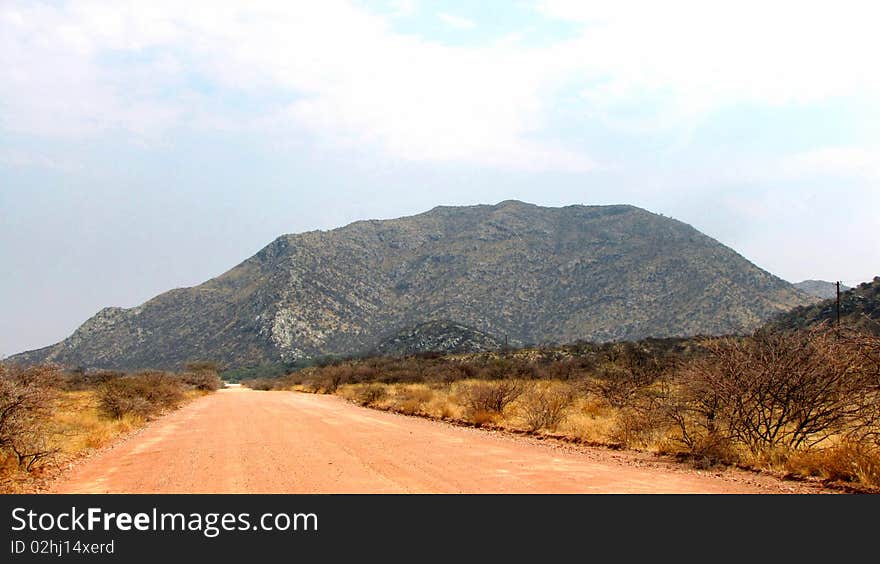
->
<box><xmin>51</xmin><ymin>388</ymin><xmax>819</xmax><ymax>494</ymax></box>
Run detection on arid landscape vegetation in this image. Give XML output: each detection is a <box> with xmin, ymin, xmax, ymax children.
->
<box><xmin>244</xmin><ymin>323</ymin><xmax>880</xmax><ymax>490</ymax></box>
<box><xmin>3</xmin><ymin>240</ymin><xmax>879</xmax><ymax>494</ymax></box>
<box><xmin>0</xmin><ymin>362</ymin><xmax>221</xmax><ymax>493</ymax></box>
<box><xmin>3</xmin><ymin>0</ymin><xmax>880</xmax><ymax>506</ymax></box>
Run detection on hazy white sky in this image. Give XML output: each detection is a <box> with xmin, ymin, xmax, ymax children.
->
<box><xmin>2</xmin><ymin>0</ymin><xmax>878</xmax><ymax>356</ymax></box>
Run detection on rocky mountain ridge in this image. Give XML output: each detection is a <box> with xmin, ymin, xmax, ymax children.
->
<box><xmin>10</xmin><ymin>201</ymin><xmax>811</xmax><ymax>370</ymax></box>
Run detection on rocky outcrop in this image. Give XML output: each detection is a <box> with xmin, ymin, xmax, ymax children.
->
<box><xmin>371</xmin><ymin>320</ymin><xmax>503</xmax><ymax>357</ymax></box>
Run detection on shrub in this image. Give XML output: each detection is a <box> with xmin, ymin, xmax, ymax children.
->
<box><xmin>179</xmin><ymin>370</ymin><xmax>222</xmax><ymax>391</ymax></box>
<box><xmin>242</xmin><ymin>378</ymin><xmax>277</xmax><ymax>391</ymax></box>
<box><xmin>582</xmin><ymin>348</ymin><xmax>661</xmax><ymax>409</ymax></box>
<box><xmin>61</xmin><ymin>369</ymin><xmax>123</xmax><ymax>391</ymax></box>
<box><xmin>519</xmin><ymin>385</ymin><xmax>574</xmax><ymax>432</ymax></box>
<box><xmin>462</xmin><ymin>381</ymin><xmax>524</xmax><ymax>415</ymax></box>
<box><xmin>399</xmin><ymin>386</ymin><xmax>433</xmax><ymax>403</ymax></box>
<box><xmin>354</xmin><ymin>384</ymin><xmax>387</xmax><ymax>406</ymax></box>
<box><xmin>0</xmin><ymin>364</ymin><xmax>61</xmax><ymax>471</ymax></box>
<box><xmin>97</xmin><ymin>372</ymin><xmax>185</xmax><ymax>419</ymax></box>
<box><xmin>322</xmin><ymin>365</ymin><xmax>352</xmax><ymax>392</ymax></box>
<box><xmin>672</xmin><ymin>327</ymin><xmax>872</xmax><ymax>455</ymax></box>
<box><xmin>390</xmin><ymin>386</ymin><xmax>433</xmax><ymax>415</ymax></box>
<box><xmin>846</xmin><ymin>331</ymin><xmax>880</xmax><ymax>446</ymax></box>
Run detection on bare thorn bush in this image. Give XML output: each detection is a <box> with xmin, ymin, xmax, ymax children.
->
<box><xmin>0</xmin><ymin>365</ymin><xmax>61</xmax><ymax>471</ymax></box>
<box><xmin>519</xmin><ymin>385</ymin><xmax>574</xmax><ymax>432</ymax></box>
<box><xmin>672</xmin><ymin>327</ymin><xmax>873</xmax><ymax>456</ymax></box>
<box><xmin>180</xmin><ymin>362</ymin><xmax>223</xmax><ymax>391</ymax></box>
<box><xmin>97</xmin><ymin>372</ymin><xmax>185</xmax><ymax>419</ymax></box>
<box><xmin>462</xmin><ymin>381</ymin><xmax>524</xmax><ymax>417</ymax></box>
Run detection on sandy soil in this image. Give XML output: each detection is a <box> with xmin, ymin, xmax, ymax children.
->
<box><xmin>50</xmin><ymin>388</ymin><xmax>825</xmax><ymax>494</ymax></box>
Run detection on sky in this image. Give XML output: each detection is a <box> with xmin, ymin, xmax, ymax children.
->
<box><xmin>1</xmin><ymin>0</ymin><xmax>879</xmax><ymax>357</ymax></box>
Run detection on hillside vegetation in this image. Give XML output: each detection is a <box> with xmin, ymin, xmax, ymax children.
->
<box><xmin>769</xmin><ymin>277</ymin><xmax>880</xmax><ymax>335</ymax></box>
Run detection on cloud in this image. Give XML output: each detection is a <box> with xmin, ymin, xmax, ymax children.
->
<box><xmin>0</xmin><ymin>0</ymin><xmax>595</xmax><ymax>171</ymax></box>
<box><xmin>388</xmin><ymin>0</ymin><xmax>417</xmax><ymax>18</ymax></box>
<box><xmin>438</xmin><ymin>13</ymin><xmax>475</xmax><ymax>30</ymax></box>
<box><xmin>2</xmin><ymin>0</ymin><xmax>878</xmax><ymax>172</ymax></box>
<box><xmin>539</xmin><ymin>0</ymin><xmax>880</xmax><ymax>119</ymax></box>
<box><xmin>0</xmin><ymin>149</ymin><xmax>84</xmax><ymax>173</ymax></box>
<box><xmin>781</xmin><ymin>147</ymin><xmax>880</xmax><ymax>180</ymax></box>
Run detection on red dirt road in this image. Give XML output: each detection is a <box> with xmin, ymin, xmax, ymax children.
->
<box><xmin>51</xmin><ymin>388</ymin><xmax>820</xmax><ymax>494</ymax></box>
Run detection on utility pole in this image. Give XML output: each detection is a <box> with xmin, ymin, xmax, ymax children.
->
<box><xmin>836</xmin><ymin>281</ymin><xmax>841</xmax><ymax>328</ymax></box>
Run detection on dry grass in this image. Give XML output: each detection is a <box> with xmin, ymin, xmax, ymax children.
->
<box><xmin>49</xmin><ymin>390</ymin><xmax>145</xmax><ymax>453</ymax></box>
<box><xmin>786</xmin><ymin>441</ymin><xmax>880</xmax><ymax>487</ymax></box>
<box><xmin>556</xmin><ymin>397</ymin><xmax>620</xmax><ymax>444</ymax></box>
<box><xmin>0</xmin><ymin>388</ymin><xmax>204</xmax><ymax>493</ymax></box>
<box><xmin>327</xmin><ymin>375</ymin><xmax>880</xmax><ymax>490</ymax></box>
<box><xmin>335</xmin><ymin>379</ymin><xmax>639</xmax><ymax>442</ymax></box>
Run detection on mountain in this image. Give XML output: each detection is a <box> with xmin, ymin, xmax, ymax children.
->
<box><xmin>793</xmin><ymin>280</ymin><xmax>849</xmax><ymax>300</ymax></box>
<box><xmin>371</xmin><ymin>320</ymin><xmax>503</xmax><ymax>357</ymax></box>
<box><xmin>767</xmin><ymin>277</ymin><xmax>880</xmax><ymax>334</ymax></box>
<box><xmin>9</xmin><ymin>201</ymin><xmax>811</xmax><ymax>371</ymax></box>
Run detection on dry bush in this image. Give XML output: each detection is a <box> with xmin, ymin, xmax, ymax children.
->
<box><xmin>7</xmin><ymin>428</ymin><xmax>56</xmax><ymax>472</ymax></box>
<box><xmin>297</xmin><ymin>376</ymin><xmax>324</xmax><ymax>393</ymax></box>
<box><xmin>0</xmin><ymin>364</ymin><xmax>62</xmax><ymax>471</ymax></box>
<box><xmin>180</xmin><ymin>362</ymin><xmax>223</xmax><ymax>391</ymax></box>
<box><xmin>844</xmin><ymin>331</ymin><xmax>880</xmax><ymax>445</ymax></box>
<box><xmin>350</xmin><ymin>365</ymin><xmax>380</xmax><ymax>383</ymax></box>
<box><xmin>97</xmin><ymin>372</ymin><xmax>185</xmax><ymax>419</ymax></box>
<box><xmin>317</xmin><ymin>365</ymin><xmax>353</xmax><ymax>392</ymax></box>
<box><xmin>354</xmin><ymin>384</ymin><xmax>387</xmax><ymax>406</ymax></box>
<box><xmin>478</xmin><ymin>358</ymin><xmax>536</xmax><ymax>381</ymax></box>
<box><xmin>611</xmin><ymin>408</ymin><xmax>663</xmax><ymax>449</ymax></box>
<box><xmin>582</xmin><ymin>367</ymin><xmax>653</xmax><ymax>409</ymax></box>
<box><xmin>179</xmin><ymin>370</ymin><xmax>223</xmax><ymax>391</ymax></box>
<box><xmin>581</xmin><ymin>346</ymin><xmax>664</xmax><ymax>409</ymax></box>
<box><xmin>519</xmin><ymin>385</ymin><xmax>574</xmax><ymax>432</ymax></box>
<box><xmin>670</xmin><ymin>327</ymin><xmax>873</xmax><ymax>457</ymax></box>
<box><xmin>424</xmin><ymin>362</ymin><xmax>476</xmax><ymax>384</ymax></box>
<box><xmin>461</xmin><ymin>380</ymin><xmax>524</xmax><ymax>416</ymax></box>
<box><xmin>243</xmin><ymin>378</ymin><xmax>278</xmax><ymax>391</ymax></box>
<box><xmin>389</xmin><ymin>386</ymin><xmax>434</xmax><ymax>415</ymax></box>
<box><xmin>398</xmin><ymin>386</ymin><xmax>433</xmax><ymax>404</ymax></box>
<box><xmin>61</xmin><ymin>369</ymin><xmax>124</xmax><ymax>391</ymax></box>
<box><xmin>534</xmin><ymin>359</ymin><xmax>580</xmax><ymax>381</ymax></box>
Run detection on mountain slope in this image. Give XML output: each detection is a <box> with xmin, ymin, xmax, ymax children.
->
<box><xmin>371</xmin><ymin>320</ymin><xmax>503</xmax><ymax>357</ymax></box>
<box><xmin>10</xmin><ymin>201</ymin><xmax>811</xmax><ymax>370</ymax></box>
<box><xmin>767</xmin><ymin>277</ymin><xmax>880</xmax><ymax>334</ymax></box>
<box><xmin>794</xmin><ymin>280</ymin><xmax>849</xmax><ymax>300</ymax></box>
